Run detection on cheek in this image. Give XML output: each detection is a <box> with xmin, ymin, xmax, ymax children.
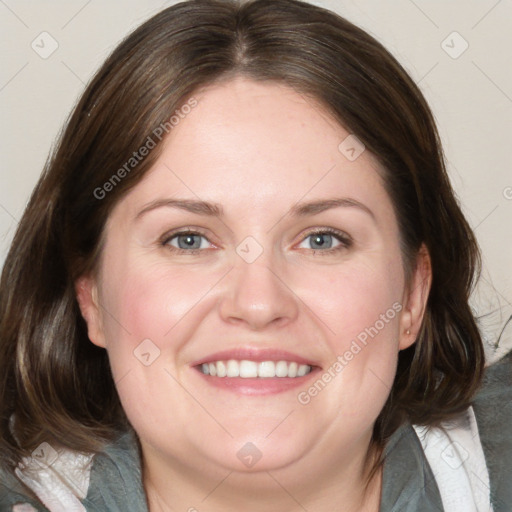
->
<box><xmin>299</xmin><ymin>253</ymin><xmax>404</xmax><ymax>344</ymax></box>
<box><xmin>98</xmin><ymin>255</ymin><xmax>226</xmax><ymax>367</ymax></box>
<box><xmin>96</xmin><ymin>258</ymin><xmax>222</xmax><ymax>434</ymax></box>
<box><xmin>296</xmin><ymin>256</ymin><xmax>403</xmax><ymax>422</ymax></box>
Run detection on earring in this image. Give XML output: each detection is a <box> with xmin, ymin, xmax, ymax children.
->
<box><xmin>406</xmin><ymin>329</ymin><xmax>411</xmax><ymax>335</ymax></box>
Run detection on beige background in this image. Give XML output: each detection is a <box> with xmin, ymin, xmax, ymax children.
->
<box><xmin>0</xmin><ymin>0</ymin><xmax>511</xmax><ymax>361</ymax></box>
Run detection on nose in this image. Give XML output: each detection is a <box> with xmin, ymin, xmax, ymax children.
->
<box><xmin>219</xmin><ymin>252</ymin><xmax>299</xmax><ymax>330</ymax></box>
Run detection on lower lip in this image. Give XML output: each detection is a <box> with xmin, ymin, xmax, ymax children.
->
<box><xmin>193</xmin><ymin>366</ymin><xmax>321</xmax><ymax>396</ymax></box>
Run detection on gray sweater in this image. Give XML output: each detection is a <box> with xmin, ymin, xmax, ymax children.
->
<box><xmin>1</xmin><ymin>350</ymin><xmax>510</xmax><ymax>511</ymax></box>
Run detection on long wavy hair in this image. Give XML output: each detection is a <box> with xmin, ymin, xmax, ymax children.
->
<box><xmin>0</xmin><ymin>0</ymin><xmax>483</xmax><ymax>484</ymax></box>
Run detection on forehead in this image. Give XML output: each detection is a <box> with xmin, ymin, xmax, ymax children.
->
<box><xmin>115</xmin><ymin>77</ymin><xmax>391</xmax><ymax>222</ymax></box>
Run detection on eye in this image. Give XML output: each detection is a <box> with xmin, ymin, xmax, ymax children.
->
<box><xmin>160</xmin><ymin>228</ymin><xmax>351</xmax><ymax>255</ymax></box>
<box><xmin>297</xmin><ymin>228</ymin><xmax>352</xmax><ymax>253</ymax></box>
<box><xmin>162</xmin><ymin>230</ymin><xmax>213</xmax><ymax>253</ymax></box>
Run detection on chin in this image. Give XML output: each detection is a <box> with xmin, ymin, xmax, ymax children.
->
<box><xmin>200</xmin><ymin>426</ymin><xmax>314</xmax><ymax>474</ymax></box>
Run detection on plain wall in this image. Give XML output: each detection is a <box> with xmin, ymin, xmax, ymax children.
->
<box><xmin>0</xmin><ymin>0</ymin><xmax>511</xmax><ymax>361</ymax></box>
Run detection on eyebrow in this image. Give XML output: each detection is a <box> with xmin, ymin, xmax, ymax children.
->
<box><xmin>290</xmin><ymin>197</ymin><xmax>375</xmax><ymax>220</ymax></box>
<box><xmin>135</xmin><ymin>197</ymin><xmax>375</xmax><ymax>221</ymax></box>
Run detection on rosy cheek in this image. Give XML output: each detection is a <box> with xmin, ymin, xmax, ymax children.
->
<box><xmin>102</xmin><ymin>259</ymin><xmax>220</xmax><ymax>353</ymax></box>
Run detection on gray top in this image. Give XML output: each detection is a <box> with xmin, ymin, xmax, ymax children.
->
<box><xmin>1</xmin><ymin>350</ymin><xmax>510</xmax><ymax>511</ymax></box>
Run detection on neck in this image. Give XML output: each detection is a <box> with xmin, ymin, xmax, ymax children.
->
<box><xmin>142</xmin><ymin>439</ymin><xmax>383</xmax><ymax>512</ymax></box>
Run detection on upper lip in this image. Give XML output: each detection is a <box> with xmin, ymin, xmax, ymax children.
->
<box><xmin>190</xmin><ymin>347</ymin><xmax>320</xmax><ymax>368</ymax></box>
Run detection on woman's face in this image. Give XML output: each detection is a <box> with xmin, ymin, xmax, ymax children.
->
<box><xmin>78</xmin><ymin>77</ymin><xmax>429</xmax><ymax>484</ymax></box>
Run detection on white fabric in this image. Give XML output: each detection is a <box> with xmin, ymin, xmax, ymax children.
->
<box><xmin>14</xmin><ymin>445</ymin><xmax>93</xmax><ymax>512</ymax></box>
<box><xmin>413</xmin><ymin>406</ymin><xmax>494</xmax><ymax>512</ymax></box>
<box><xmin>12</xmin><ymin>505</ymin><xmax>38</xmax><ymax>512</ymax></box>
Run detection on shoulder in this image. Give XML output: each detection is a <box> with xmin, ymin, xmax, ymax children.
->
<box><xmin>472</xmin><ymin>350</ymin><xmax>512</xmax><ymax>512</ymax></box>
<box><xmin>391</xmin><ymin>350</ymin><xmax>512</xmax><ymax>512</ymax></box>
<box><xmin>381</xmin><ymin>423</ymin><xmax>445</xmax><ymax>511</ymax></box>
<box><xmin>84</xmin><ymin>429</ymin><xmax>148</xmax><ymax>510</ymax></box>
<box><xmin>0</xmin><ymin>463</ymin><xmax>49</xmax><ymax>511</ymax></box>
<box><xmin>0</xmin><ymin>429</ymin><xmax>147</xmax><ymax>512</ymax></box>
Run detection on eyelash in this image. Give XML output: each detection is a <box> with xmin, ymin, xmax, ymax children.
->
<box><xmin>160</xmin><ymin>227</ymin><xmax>353</xmax><ymax>256</ymax></box>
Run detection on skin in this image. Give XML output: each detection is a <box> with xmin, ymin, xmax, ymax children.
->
<box><xmin>76</xmin><ymin>76</ymin><xmax>431</xmax><ymax>512</ymax></box>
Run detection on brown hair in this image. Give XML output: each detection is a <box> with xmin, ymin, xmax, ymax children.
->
<box><xmin>0</xmin><ymin>0</ymin><xmax>483</xmax><ymax>482</ymax></box>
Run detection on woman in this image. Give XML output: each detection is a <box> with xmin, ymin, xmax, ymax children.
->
<box><xmin>0</xmin><ymin>0</ymin><xmax>510</xmax><ymax>511</ymax></box>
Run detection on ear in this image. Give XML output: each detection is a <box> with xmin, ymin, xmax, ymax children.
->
<box><xmin>75</xmin><ymin>276</ymin><xmax>106</xmax><ymax>348</ymax></box>
<box><xmin>399</xmin><ymin>243</ymin><xmax>432</xmax><ymax>350</ymax></box>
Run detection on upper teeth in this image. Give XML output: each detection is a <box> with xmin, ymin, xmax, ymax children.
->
<box><xmin>200</xmin><ymin>360</ymin><xmax>312</xmax><ymax>378</ymax></box>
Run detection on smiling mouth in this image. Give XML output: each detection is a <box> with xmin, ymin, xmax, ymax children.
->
<box><xmin>198</xmin><ymin>360</ymin><xmax>313</xmax><ymax>378</ymax></box>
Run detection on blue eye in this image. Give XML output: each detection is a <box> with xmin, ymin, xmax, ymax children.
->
<box><xmin>297</xmin><ymin>229</ymin><xmax>352</xmax><ymax>252</ymax></box>
<box><xmin>305</xmin><ymin>233</ymin><xmax>337</xmax><ymax>250</ymax></box>
<box><xmin>161</xmin><ymin>228</ymin><xmax>351</xmax><ymax>255</ymax></box>
<box><xmin>164</xmin><ymin>231</ymin><xmax>211</xmax><ymax>252</ymax></box>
